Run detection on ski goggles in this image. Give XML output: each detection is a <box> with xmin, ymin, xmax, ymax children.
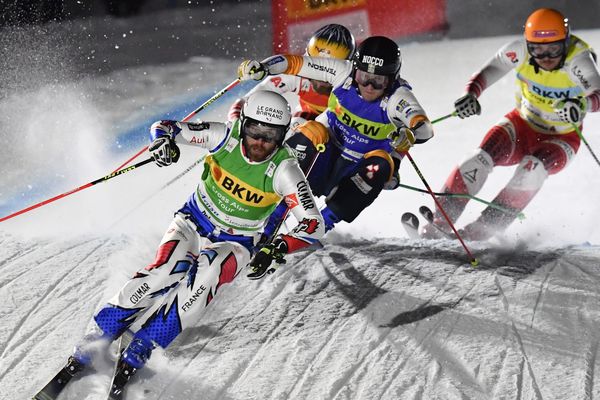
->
<box><xmin>527</xmin><ymin>41</ymin><xmax>565</xmax><ymax>59</ymax></box>
<box><xmin>354</xmin><ymin>69</ymin><xmax>389</xmax><ymax>90</ymax></box>
<box><xmin>243</xmin><ymin>120</ymin><xmax>285</xmax><ymax>144</ymax></box>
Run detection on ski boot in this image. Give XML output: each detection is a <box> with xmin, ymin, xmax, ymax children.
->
<box><xmin>108</xmin><ymin>336</ymin><xmax>154</xmax><ymax>400</ymax></box>
<box><xmin>321</xmin><ymin>206</ymin><xmax>340</xmax><ymax>232</ymax></box>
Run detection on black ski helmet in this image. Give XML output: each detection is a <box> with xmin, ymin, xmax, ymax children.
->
<box><xmin>353</xmin><ymin>36</ymin><xmax>402</xmax><ymax>78</ymax></box>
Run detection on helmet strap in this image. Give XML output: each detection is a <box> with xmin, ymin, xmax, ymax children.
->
<box><xmin>383</xmin><ymin>76</ymin><xmax>396</xmax><ymax>95</ymax></box>
<box><xmin>528</xmin><ymin>57</ymin><xmax>541</xmax><ymax>74</ymax></box>
<box><xmin>528</xmin><ymin>53</ymin><xmax>567</xmax><ymax>73</ymax></box>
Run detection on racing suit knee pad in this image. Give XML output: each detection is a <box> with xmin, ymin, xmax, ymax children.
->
<box><xmin>324</xmin><ymin>154</ymin><xmax>392</xmax><ymax>224</ymax></box>
<box><xmin>508</xmin><ymin>155</ymin><xmax>548</xmax><ymax>191</ymax></box>
<box><xmin>286</xmin><ymin>120</ymin><xmax>329</xmax><ymax>172</ymax></box>
<box><xmin>295</xmin><ymin>120</ymin><xmax>329</xmax><ymax>148</ymax></box>
<box><xmin>457</xmin><ymin>149</ymin><xmax>494</xmax><ymax>195</ymax></box>
<box><xmin>363</xmin><ymin>149</ymin><xmax>394</xmax><ymax>183</ymax></box>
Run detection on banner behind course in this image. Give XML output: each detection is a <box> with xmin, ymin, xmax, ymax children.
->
<box><xmin>272</xmin><ymin>0</ymin><xmax>447</xmax><ymax>54</ymax></box>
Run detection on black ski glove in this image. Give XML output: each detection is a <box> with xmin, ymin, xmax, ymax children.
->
<box><xmin>554</xmin><ymin>98</ymin><xmax>584</xmax><ymax>124</ymax></box>
<box><xmin>247</xmin><ymin>237</ymin><xmax>288</xmax><ymax>280</ymax></box>
<box><xmin>454</xmin><ymin>93</ymin><xmax>481</xmax><ymax>119</ymax></box>
<box><xmin>149</xmin><ymin>136</ymin><xmax>180</xmax><ymax>167</ymax></box>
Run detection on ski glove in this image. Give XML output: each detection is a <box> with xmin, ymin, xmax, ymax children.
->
<box><xmin>454</xmin><ymin>93</ymin><xmax>481</xmax><ymax>119</ymax></box>
<box><xmin>247</xmin><ymin>237</ymin><xmax>288</xmax><ymax>280</ymax></box>
<box><xmin>554</xmin><ymin>98</ymin><xmax>584</xmax><ymax>124</ymax></box>
<box><xmin>149</xmin><ymin>136</ymin><xmax>180</xmax><ymax>167</ymax></box>
<box><xmin>389</xmin><ymin>127</ymin><xmax>415</xmax><ymax>153</ymax></box>
<box><xmin>238</xmin><ymin>60</ymin><xmax>268</xmax><ymax>81</ymax></box>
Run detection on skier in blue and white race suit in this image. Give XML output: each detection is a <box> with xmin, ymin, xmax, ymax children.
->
<box><xmin>69</xmin><ymin>91</ymin><xmax>324</xmax><ymax>380</ymax></box>
<box><xmin>238</xmin><ymin>36</ymin><xmax>435</xmax><ymax>233</ymax></box>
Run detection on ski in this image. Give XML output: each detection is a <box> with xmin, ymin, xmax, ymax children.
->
<box><xmin>32</xmin><ymin>356</ymin><xmax>86</xmax><ymax>400</ymax></box>
<box><xmin>418</xmin><ymin>205</ymin><xmax>455</xmax><ymax>239</ymax></box>
<box><xmin>107</xmin><ymin>331</ymin><xmax>134</xmax><ymax>400</ymax></box>
<box><xmin>107</xmin><ymin>359</ymin><xmax>137</xmax><ymax>400</ymax></box>
<box><xmin>401</xmin><ymin>212</ymin><xmax>421</xmax><ymax>240</ymax></box>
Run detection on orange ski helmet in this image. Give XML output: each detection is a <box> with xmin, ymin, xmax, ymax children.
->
<box><xmin>524</xmin><ymin>8</ymin><xmax>569</xmax><ymax>43</ymax></box>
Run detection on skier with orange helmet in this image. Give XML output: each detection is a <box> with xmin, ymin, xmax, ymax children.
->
<box><xmin>422</xmin><ymin>8</ymin><xmax>600</xmax><ymax>241</ymax></box>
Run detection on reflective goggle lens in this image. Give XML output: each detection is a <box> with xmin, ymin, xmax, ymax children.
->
<box><xmin>355</xmin><ymin>69</ymin><xmax>388</xmax><ymax>90</ymax></box>
<box><xmin>244</xmin><ymin>121</ymin><xmax>283</xmax><ymax>143</ymax></box>
<box><xmin>527</xmin><ymin>41</ymin><xmax>565</xmax><ymax>59</ymax></box>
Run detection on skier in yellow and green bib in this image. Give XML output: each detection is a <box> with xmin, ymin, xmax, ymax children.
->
<box><xmin>423</xmin><ymin>8</ymin><xmax>600</xmax><ymax>241</ymax></box>
<box><xmin>65</xmin><ymin>91</ymin><xmax>325</xmax><ymax>390</ymax></box>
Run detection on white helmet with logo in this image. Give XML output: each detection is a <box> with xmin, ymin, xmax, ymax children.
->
<box><xmin>240</xmin><ymin>91</ymin><xmax>291</xmax><ymax>146</ymax></box>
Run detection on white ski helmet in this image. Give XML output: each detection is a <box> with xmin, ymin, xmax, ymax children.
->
<box><xmin>240</xmin><ymin>91</ymin><xmax>291</xmax><ymax>146</ymax></box>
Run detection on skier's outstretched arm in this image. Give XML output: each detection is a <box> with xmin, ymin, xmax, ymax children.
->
<box><xmin>148</xmin><ymin>119</ymin><xmax>230</xmax><ymax>166</ymax></box>
<box><xmin>272</xmin><ymin>158</ymin><xmax>325</xmax><ymax>251</ymax></box>
<box><xmin>228</xmin><ymin>74</ymin><xmax>300</xmax><ymax>121</ymax></box>
<box><xmin>239</xmin><ymin>55</ymin><xmax>351</xmax><ymax>88</ymax></box>
<box><xmin>455</xmin><ymin>39</ymin><xmax>524</xmax><ymax>119</ymax></box>
<box><xmin>562</xmin><ymin>50</ymin><xmax>600</xmax><ymax>115</ymax></box>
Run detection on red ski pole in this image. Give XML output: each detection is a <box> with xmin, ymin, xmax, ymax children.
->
<box><xmin>0</xmin><ymin>158</ymin><xmax>154</xmax><ymax>223</ymax></box>
<box><xmin>404</xmin><ymin>152</ymin><xmax>479</xmax><ymax>266</ymax></box>
<box><xmin>1</xmin><ymin>79</ymin><xmax>242</xmax><ymax>223</ymax></box>
<box><xmin>112</xmin><ymin>79</ymin><xmax>241</xmax><ymax>171</ymax></box>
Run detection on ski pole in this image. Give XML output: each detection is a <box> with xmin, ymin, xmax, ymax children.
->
<box><xmin>0</xmin><ymin>158</ymin><xmax>154</xmax><ymax>223</ymax></box>
<box><xmin>396</xmin><ymin>183</ymin><xmax>525</xmax><ymax>220</ymax></box>
<box><xmin>268</xmin><ymin>143</ymin><xmax>326</xmax><ymax>243</ymax></box>
<box><xmin>113</xmin><ymin>79</ymin><xmax>242</xmax><ymax>171</ymax></box>
<box><xmin>2</xmin><ymin>79</ymin><xmax>243</xmax><ymax>224</ymax></box>
<box><xmin>181</xmin><ymin>79</ymin><xmax>241</xmax><ymax>123</ymax></box>
<box><xmin>108</xmin><ymin>156</ymin><xmax>206</xmax><ymax>228</ymax></box>
<box><xmin>404</xmin><ymin>152</ymin><xmax>479</xmax><ymax>266</ymax></box>
<box><xmin>108</xmin><ymin>80</ymin><xmax>244</xmax><ymax>225</ymax></box>
<box><xmin>430</xmin><ymin>111</ymin><xmax>457</xmax><ymax>125</ymax></box>
<box><xmin>572</xmin><ymin>123</ymin><xmax>600</xmax><ymax>167</ymax></box>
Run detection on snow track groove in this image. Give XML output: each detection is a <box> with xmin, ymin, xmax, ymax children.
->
<box><xmin>493</xmin><ymin>273</ymin><xmax>544</xmax><ymax>400</ymax></box>
<box><xmin>584</xmin><ymin>338</ymin><xmax>598</xmax><ymax>400</ymax></box>
<box><xmin>0</xmin><ymin>239</ymin><xmax>108</xmax><ymax>357</ymax></box>
<box><xmin>2</xmin><ymin>234</ymin><xmax>600</xmax><ymax>399</ymax></box>
<box><xmin>0</xmin><ymin>242</ymin><xmax>39</xmax><ymax>289</ymax></box>
<box><xmin>529</xmin><ymin>259</ymin><xmax>559</xmax><ymax>328</ymax></box>
<box><xmin>0</xmin><ymin>236</ymin><xmax>119</xmax><ymax>398</ymax></box>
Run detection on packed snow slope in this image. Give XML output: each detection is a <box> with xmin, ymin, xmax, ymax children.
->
<box><xmin>1</xmin><ymin>18</ymin><xmax>600</xmax><ymax>400</ymax></box>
